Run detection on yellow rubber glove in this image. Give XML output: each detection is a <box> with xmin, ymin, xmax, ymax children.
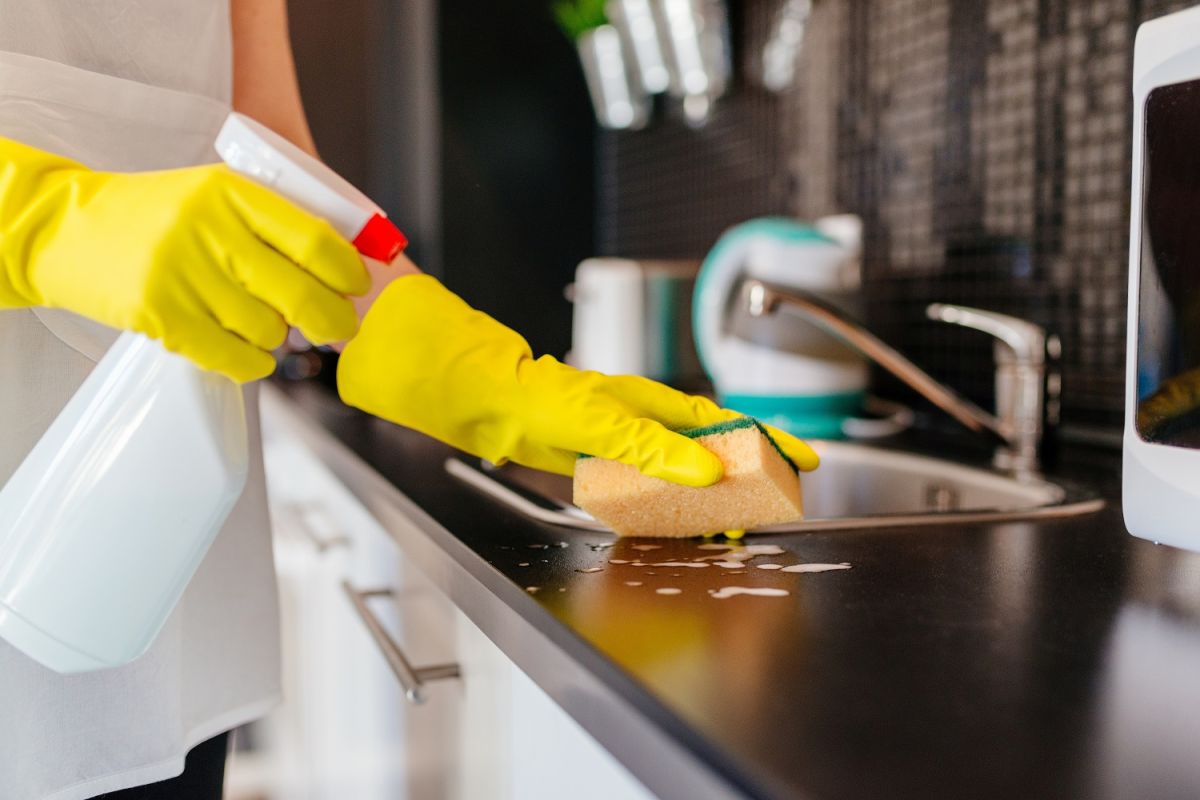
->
<box><xmin>338</xmin><ymin>275</ymin><xmax>819</xmax><ymax>487</ymax></box>
<box><xmin>0</xmin><ymin>137</ymin><xmax>369</xmax><ymax>382</ymax></box>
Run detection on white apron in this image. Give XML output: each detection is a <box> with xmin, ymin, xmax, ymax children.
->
<box><xmin>0</xmin><ymin>3</ymin><xmax>281</xmax><ymax>798</ymax></box>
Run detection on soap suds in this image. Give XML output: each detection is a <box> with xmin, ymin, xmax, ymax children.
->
<box><xmin>756</xmin><ymin>563</ymin><xmax>783</xmax><ymax>570</ymax></box>
<box><xmin>625</xmin><ymin>581</ymin><xmax>643</xmax><ymax>587</ymax></box>
<box><xmin>696</xmin><ymin>544</ymin><xmax>785</xmax><ymax>563</ymax></box>
<box><xmin>649</xmin><ymin>561</ymin><xmax>710</xmax><ymax>569</ymax></box>
<box><xmin>631</xmin><ymin>544</ymin><xmax>663</xmax><ymax>551</ymax></box>
<box><xmin>709</xmin><ymin>587</ymin><xmax>790</xmax><ymax>599</ymax></box>
<box><xmin>656</xmin><ymin>588</ymin><xmax>682</xmax><ymax>595</ymax></box>
<box><xmin>781</xmin><ymin>563</ymin><xmax>852</xmax><ymax>573</ymax></box>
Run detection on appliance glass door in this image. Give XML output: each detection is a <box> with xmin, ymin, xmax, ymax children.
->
<box><xmin>1137</xmin><ymin>78</ymin><xmax>1200</xmax><ymax>448</ymax></box>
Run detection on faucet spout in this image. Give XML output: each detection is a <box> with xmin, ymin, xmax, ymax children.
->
<box><xmin>740</xmin><ymin>279</ymin><xmax>1031</xmax><ymax>464</ymax></box>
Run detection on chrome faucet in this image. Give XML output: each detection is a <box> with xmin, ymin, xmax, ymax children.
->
<box><xmin>742</xmin><ymin>280</ymin><xmax>1060</xmax><ymax>476</ymax></box>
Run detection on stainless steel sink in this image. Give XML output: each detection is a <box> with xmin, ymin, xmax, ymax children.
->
<box><xmin>781</xmin><ymin>440</ymin><xmax>1102</xmax><ymax>530</ymax></box>
<box><xmin>446</xmin><ymin>440</ymin><xmax>1104</xmax><ymax>534</ymax></box>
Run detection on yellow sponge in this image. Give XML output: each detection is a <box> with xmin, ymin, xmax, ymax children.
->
<box><xmin>572</xmin><ymin>418</ymin><xmax>803</xmax><ymax>538</ymax></box>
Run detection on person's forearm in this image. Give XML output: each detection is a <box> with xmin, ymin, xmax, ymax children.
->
<box><xmin>229</xmin><ymin>0</ymin><xmax>421</xmax><ymax>347</ymax></box>
<box><xmin>230</xmin><ymin>0</ymin><xmax>318</xmax><ymax>156</ymax></box>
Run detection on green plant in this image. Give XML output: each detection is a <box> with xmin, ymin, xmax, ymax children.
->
<box><xmin>553</xmin><ymin>0</ymin><xmax>608</xmax><ymax>40</ymax></box>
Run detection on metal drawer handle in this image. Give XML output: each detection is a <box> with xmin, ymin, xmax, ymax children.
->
<box><xmin>342</xmin><ymin>581</ymin><xmax>460</xmax><ymax>704</ymax></box>
<box><xmin>292</xmin><ymin>503</ymin><xmax>352</xmax><ymax>552</ymax></box>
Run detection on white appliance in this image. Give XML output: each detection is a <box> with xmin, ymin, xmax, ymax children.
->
<box><xmin>1124</xmin><ymin>7</ymin><xmax>1200</xmax><ymax>551</ymax></box>
<box><xmin>568</xmin><ymin>258</ymin><xmax>703</xmax><ymax>383</ymax></box>
<box><xmin>0</xmin><ymin>113</ymin><xmax>404</xmax><ymax>673</ymax></box>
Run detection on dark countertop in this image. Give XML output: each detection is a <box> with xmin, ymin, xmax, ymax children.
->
<box><xmin>271</xmin><ymin>381</ymin><xmax>1200</xmax><ymax>800</ymax></box>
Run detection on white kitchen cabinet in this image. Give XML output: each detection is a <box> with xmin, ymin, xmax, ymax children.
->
<box><xmin>236</xmin><ymin>397</ymin><xmax>657</xmax><ymax>799</ymax></box>
<box><xmin>452</xmin><ymin>610</ymin><xmax>657</xmax><ymax>800</ymax></box>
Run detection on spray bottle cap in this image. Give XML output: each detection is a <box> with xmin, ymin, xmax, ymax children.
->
<box><xmin>215</xmin><ymin>113</ymin><xmax>407</xmax><ymax>262</ymax></box>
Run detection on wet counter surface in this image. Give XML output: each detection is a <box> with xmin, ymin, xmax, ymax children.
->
<box><xmin>273</xmin><ymin>382</ymin><xmax>1200</xmax><ymax>800</ymax></box>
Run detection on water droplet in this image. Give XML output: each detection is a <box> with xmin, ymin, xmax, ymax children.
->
<box><xmin>756</xmin><ymin>563</ymin><xmax>783</xmax><ymax>571</ymax></box>
<box><xmin>610</xmin><ymin>559</ymin><xmax>631</xmax><ymax>564</ymax></box>
<box><xmin>631</xmin><ymin>544</ymin><xmax>663</xmax><ymax>551</ymax></box>
<box><xmin>656</xmin><ymin>587</ymin><xmax>682</xmax><ymax>595</ymax></box>
<box><xmin>625</xmin><ymin>581</ymin><xmax>643</xmax><ymax>587</ymax></box>
<box><xmin>526</xmin><ymin>586</ymin><xmax>540</xmax><ymax>593</ymax></box>
<box><xmin>648</xmin><ymin>561</ymin><xmax>709</xmax><ymax>569</ymax></box>
<box><xmin>576</xmin><ymin>567</ymin><xmax>604</xmax><ymax>574</ymax></box>
<box><xmin>518</xmin><ymin>562</ymin><xmax>530</xmax><ymax>567</ymax></box>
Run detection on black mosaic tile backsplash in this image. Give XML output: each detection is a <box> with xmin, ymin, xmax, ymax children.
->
<box><xmin>598</xmin><ymin>0</ymin><xmax>1198</xmax><ymax>435</ymax></box>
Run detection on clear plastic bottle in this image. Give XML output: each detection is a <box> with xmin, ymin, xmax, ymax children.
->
<box><xmin>0</xmin><ymin>113</ymin><xmax>405</xmax><ymax>673</ymax></box>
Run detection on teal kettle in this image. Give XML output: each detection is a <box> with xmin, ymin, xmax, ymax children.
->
<box><xmin>693</xmin><ymin>216</ymin><xmax>869</xmax><ymax>438</ymax></box>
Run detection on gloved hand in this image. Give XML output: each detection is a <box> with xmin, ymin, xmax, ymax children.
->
<box><xmin>0</xmin><ymin>136</ymin><xmax>369</xmax><ymax>382</ymax></box>
<box><xmin>338</xmin><ymin>274</ymin><xmax>819</xmax><ymax>486</ymax></box>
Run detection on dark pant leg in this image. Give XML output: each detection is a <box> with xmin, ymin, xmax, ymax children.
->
<box><xmin>92</xmin><ymin>732</ymin><xmax>229</xmax><ymax>800</ymax></box>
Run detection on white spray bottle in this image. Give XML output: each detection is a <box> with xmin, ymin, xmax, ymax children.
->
<box><xmin>0</xmin><ymin>113</ymin><xmax>405</xmax><ymax>673</ymax></box>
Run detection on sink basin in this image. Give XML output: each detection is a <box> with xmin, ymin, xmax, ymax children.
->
<box><xmin>446</xmin><ymin>441</ymin><xmax>1104</xmax><ymax>534</ymax></box>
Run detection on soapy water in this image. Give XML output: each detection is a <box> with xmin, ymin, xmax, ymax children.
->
<box><xmin>524</xmin><ymin>540</ymin><xmax>850</xmax><ymax>600</ymax></box>
<box><xmin>696</xmin><ymin>544</ymin><xmax>785</xmax><ymax>562</ymax></box>
<box><xmin>782</xmin><ymin>563</ymin><xmax>851</xmax><ymax>573</ymax></box>
<box><xmin>709</xmin><ymin>587</ymin><xmax>790</xmax><ymax>600</ymax></box>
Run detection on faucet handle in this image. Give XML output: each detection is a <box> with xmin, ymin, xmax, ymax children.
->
<box><xmin>925</xmin><ymin>304</ymin><xmax>1056</xmax><ymax>364</ymax></box>
<box><xmin>926</xmin><ymin>303</ymin><xmax>1061</xmax><ymax>473</ymax></box>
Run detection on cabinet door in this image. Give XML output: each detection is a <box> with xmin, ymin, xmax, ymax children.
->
<box><xmin>454</xmin><ymin>613</ymin><xmax>658</xmax><ymax>800</ymax></box>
